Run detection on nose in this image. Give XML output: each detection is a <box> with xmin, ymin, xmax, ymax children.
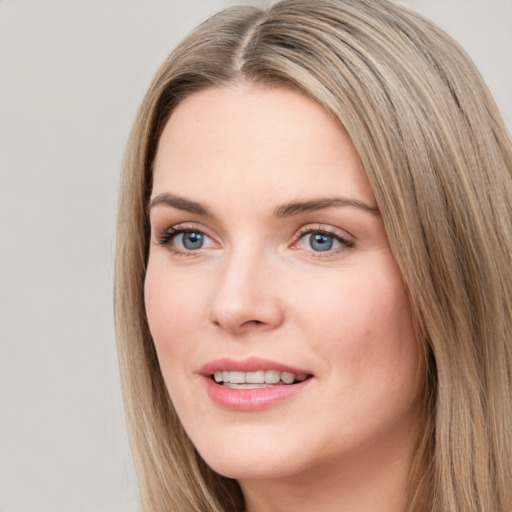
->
<box><xmin>208</xmin><ymin>248</ymin><xmax>285</xmax><ymax>335</ymax></box>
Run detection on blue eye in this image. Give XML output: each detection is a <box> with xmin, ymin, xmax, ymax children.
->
<box><xmin>157</xmin><ymin>227</ymin><xmax>216</xmax><ymax>253</ymax></box>
<box><xmin>296</xmin><ymin>229</ymin><xmax>353</xmax><ymax>254</ymax></box>
<box><xmin>309</xmin><ymin>232</ymin><xmax>335</xmax><ymax>252</ymax></box>
<box><xmin>178</xmin><ymin>231</ymin><xmax>205</xmax><ymax>250</ymax></box>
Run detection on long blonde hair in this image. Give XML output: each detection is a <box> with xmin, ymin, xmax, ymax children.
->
<box><xmin>115</xmin><ymin>1</ymin><xmax>512</xmax><ymax>510</ymax></box>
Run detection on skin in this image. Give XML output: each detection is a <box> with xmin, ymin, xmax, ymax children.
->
<box><xmin>145</xmin><ymin>86</ymin><xmax>425</xmax><ymax>512</ymax></box>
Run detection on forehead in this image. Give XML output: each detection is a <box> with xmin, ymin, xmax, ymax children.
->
<box><xmin>152</xmin><ymin>86</ymin><xmax>374</xmax><ymax>207</ymax></box>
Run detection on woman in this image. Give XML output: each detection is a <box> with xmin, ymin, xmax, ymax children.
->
<box><xmin>114</xmin><ymin>0</ymin><xmax>512</xmax><ymax>510</ymax></box>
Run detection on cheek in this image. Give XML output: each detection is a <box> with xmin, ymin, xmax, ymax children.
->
<box><xmin>144</xmin><ymin>262</ymin><xmax>206</xmax><ymax>367</ymax></box>
<box><xmin>293</xmin><ymin>263</ymin><xmax>419</xmax><ymax>379</ymax></box>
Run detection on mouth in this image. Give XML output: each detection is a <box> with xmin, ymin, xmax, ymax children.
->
<box><xmin>201</xmin><ymin>358</ymin><xmax>314</xmax><ymax>411</ymax></box>
<box><xmin>211</xmin><ymin>370</ymin><xmax>311</xmax><ymax>389</ymax></box>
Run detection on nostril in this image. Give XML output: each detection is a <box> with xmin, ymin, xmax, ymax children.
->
<box><xmin>242</xmin><ymin>319</ymin><xmax>264</xmax><ymax>327</ymax></box>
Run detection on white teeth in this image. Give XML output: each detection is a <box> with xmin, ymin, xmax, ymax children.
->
<box><xmin>230</xmin><ymin>371</ymin><xmax>245</xmax><ymax>384</ymax></box>
<box><xmin>212</xmin><ymin>369</ymin><xmax>309</xmax><ymax>385</ymax></box>
<box><xmin>246</xmin><ymin>370</ymin><xmax>265</xmax><ymax>384</ymax></box>
<box><xmin>281</xmin><ymin>372</ymin><xmax>295</xmax><ymax>384</ymax></box>
<box><xmin>265</xmin><ymin>370</ymin><xmax>281</xmax><ymax>384</ymax></box>
<box><xmin>224</xmin><ymin>383</ymin><xmax>273</xmax><ymax>389</ymax></box>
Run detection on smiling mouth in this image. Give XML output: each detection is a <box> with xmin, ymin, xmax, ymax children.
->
<box><xmin>212</xmin><ymin>370</ymin><xmax>311</xmax><ymax>389</ymax></box>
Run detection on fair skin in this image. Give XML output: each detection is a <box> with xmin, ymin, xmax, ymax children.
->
<box><xmin>145</xmin><ymin>86</ymin><xmax>424</xmax><ymax>512</ymax></box>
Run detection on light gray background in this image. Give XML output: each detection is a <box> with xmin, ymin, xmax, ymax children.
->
<box><xmin>1</xmin><ymin>1</ymin><xmax>510</xmax><ymax>511</ymax></box>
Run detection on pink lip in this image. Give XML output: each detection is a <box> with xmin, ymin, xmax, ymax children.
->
<box><xmin>200</xmin><ymin>357</ymin><xmax>311</xmax><ymax>376</ymax></box>
<box><xmin>200</xmin><ymin>357</ymin><xmax>314</xmax><ymax>412</ymax></box>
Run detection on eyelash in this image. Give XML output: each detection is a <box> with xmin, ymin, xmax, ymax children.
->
<box><xmin>155</xmin><ymin>224</ymin><xmax>355</xmax><ymax>258</ymax></box>
<box><xmin>293</xmin><ymin>226</ymin><xmax>355</xmax><ymax>257</ymax></box>
<box><xmin>156</xmin><ymin>225</ymin><xmax>215</xmax><ymax>257</ymax></box>
<box><xmin>156</xmin><ymin>226</ymin><xmax>190</xmax><ymax>246</ymax></box>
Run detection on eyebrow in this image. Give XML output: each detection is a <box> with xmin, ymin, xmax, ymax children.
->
<box><xmin>148</xmin><ymin>192</ymin><xmax>379</xmax><ymax>218</ymax></box>
<box><xmin>274</xmin><ymin>197</ymin><xmax>380</xmax><ymax>217</ymax></box>
<box><xmin>148</xmin><ymin>192</ymin><xmax>212</xmax><ymax>216</ymax></box>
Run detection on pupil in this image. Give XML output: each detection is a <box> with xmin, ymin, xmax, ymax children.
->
<box><xmin>183</xmin><ymin>232</ymin><xmax>204</xmax><ymax>250</ymax></box>
<box><xmin>310</xmin><ymin>233</ymin><xmax>333</xmax><ymax>252</ymax></box>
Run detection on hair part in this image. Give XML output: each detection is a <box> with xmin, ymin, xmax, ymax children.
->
<box><xmin>115</xmin><ymin>1</ymin><xmax>512</xmax><ymax>510</ymax></box>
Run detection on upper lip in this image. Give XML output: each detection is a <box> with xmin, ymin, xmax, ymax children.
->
<box><xmin>199</xmin><ymin>357</ymin><xmax>312</xmax><ymax>376</ymax></box>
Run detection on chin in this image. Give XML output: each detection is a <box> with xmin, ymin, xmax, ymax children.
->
<box><xmin>193</xmin><ymin>431</ymin><xmax>308</xmax><ymax>481</ymax></box>
<box><xmin>204</xmin><ymin>455</ymin><xmax>300</xmax><ymax>481</ymax></box>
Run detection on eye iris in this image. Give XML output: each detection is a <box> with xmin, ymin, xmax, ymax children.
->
<box><xmin>310</xmin><ymin>233</ymin><xmax>333</xmax><ymax>252</ymax></box>
<box><xmin>182</xmin><ymin>232</ymin><xmax>204</xmax><ymax>250</ymax></box>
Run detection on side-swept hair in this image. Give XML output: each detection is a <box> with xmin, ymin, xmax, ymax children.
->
<box><xmin>115</xmin><ymin>1</ymin><xmax>512</xmax><ymax>510</ymax></box>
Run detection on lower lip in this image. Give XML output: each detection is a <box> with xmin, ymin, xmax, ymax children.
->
<box><xmin>204</xmin><ymin>376</ymin><xmax>312</xmax><ymax>411</ymax></box>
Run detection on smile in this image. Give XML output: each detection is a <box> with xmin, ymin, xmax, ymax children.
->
<box><xmin>201</xmin><ymin>358</ymin><xmax>314</xmax><ymax>411</ymax></box>
<box><xmin>213</xmin><ymin>370</ymin><xmax>309</xmax><ymax>388</ymax></box>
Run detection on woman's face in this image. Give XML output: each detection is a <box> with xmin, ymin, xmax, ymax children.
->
<box><xmin>145</xmin><ymin>86</ymin><xmax>424</xmax><ymax>485</ymax></box>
